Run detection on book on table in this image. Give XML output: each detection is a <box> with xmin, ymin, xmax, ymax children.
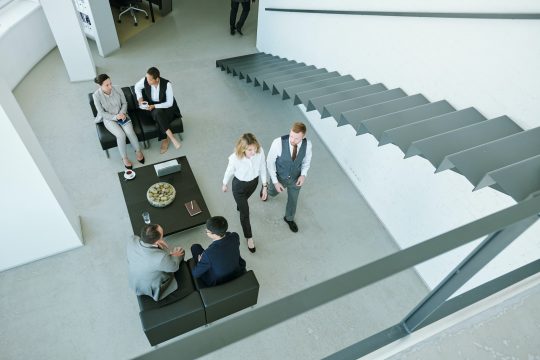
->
<box><xmin>184</xmin><ymin>200</ymin><xmax>202</xmax><ymax>216</ymax></box>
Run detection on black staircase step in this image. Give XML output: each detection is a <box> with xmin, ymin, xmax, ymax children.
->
<box><xmin>437</xmin><ymin>127</ymin><xmax>540</xmax><ymax>187</ymax></box>
<box><xmin>307</xmin><ymin>83</ymin><xmax>386</xmax><ymax>113</ymax></box>
<box><xmin>216</xmin><ymin>52</ymin><xmax>266</xmax><ymax>69</ymax></box>
<box><xmin>232</xmin><ymin>57</ymin><xmax>288</xmax><ymax>77</ymax></box>
<box><xmin>273</xmin><ymin>71</ymin><xmax>341</xmax><ymax>96</ymax></box>
<box><xmin>475</xmin><ymin>154</ymin><xmax>540</xmax><ymax>201</ymax></box>
<box><xmin>254</xmin><ymin>65</ymin><xmax>316</xmax><ymax>87</ymax></box>
<box><xmin>294</xmin><ymin>79</ymin><xmax>377</xmax><ymax>106</ymax></box>
<box><xmin>283</xmin><ymin>76</ymin><xmax>359</xmax><ymax>102</ymax></box>
<box><xmin>379</xmin><ymin>107</ymin><xmax>487</xmax><ymax>151</ymax></box>
<box><xmin>221</xmin><ymin>53</ymin><xmax>273</xmax><ymax>73</ymax></box>
<box><xmin>262</xmin><ymin>68</ymin><xmax>328</xmax><ymax>91</ymax></box>
<box><xmin>360</xmin><ymin>101</ymin><xmax>456</xmax><ymax>140</ymax></box>
<box><xmin>236</xmin><ymin>59</ymin><xmax>296</xmax><ymax>79</ymax></box>
<box><xmin>225</xmin><ymin>54</ymin><xmax>278</xmax><ymax>74</ymax></box>
<box><xmin>341</xmin><ymin>95</ymin><xmax>430</xmax><ymax>133</ymax></box>
<box><xmin>323</xmin><ymin>88</ymin><xmax>407</xmax><ymax>121</ymax></box>
<box><xmin>247</xmin><ymin>62</ymin><xmax>309</xmax><ymax>83</ymax></box>
<box><xmin>405</xmin><ymin>116</ymin><xmax>522</xmax><ymax>169</ymax></box>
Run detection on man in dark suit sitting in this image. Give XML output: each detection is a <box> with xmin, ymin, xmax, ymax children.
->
<box><xmin>191</xmin><ymin>216</ymin><xmax>246</xmax><ymax>286</ymax></box>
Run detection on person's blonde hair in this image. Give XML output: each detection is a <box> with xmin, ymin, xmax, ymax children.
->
<box><xmin>291</xmin><ymin>122</ymin><xmax>307</xmax><ymax>134</ymax></box>
<box><xmin>235</xmin><ymin>133</ymin><xmax>261</xmax><ymax>158</ymax></box>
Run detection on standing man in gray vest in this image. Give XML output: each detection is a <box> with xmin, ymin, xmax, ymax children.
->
<box><xmin>266</xmin><ymin>122</ymin><xmax>313</xmax><ymax>232</ymax></box>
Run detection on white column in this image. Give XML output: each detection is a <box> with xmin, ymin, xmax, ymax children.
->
<box><xmin>0</xmin><ymin>79</ymin><xmax>82</xmax><ymax>272</ymax></box>
<box><xmin>40</xmin><ymin>0</ymin><xmax>96</xmax><ymax>82</ymax></box>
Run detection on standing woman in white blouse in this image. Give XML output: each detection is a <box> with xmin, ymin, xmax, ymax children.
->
<box><xmin>222</xmin><ymin>133</ymin><xmax>268</xmax><ymax>253</ymax></box>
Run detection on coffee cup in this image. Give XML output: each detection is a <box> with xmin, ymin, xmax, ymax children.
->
<box><xmin>140</xmin><ymin>101</ymin><xmax>149</xmax><ymax>110</ymax></box>
<box><xmin>124</xmin><ymin>169</ymin><xmax>136</xmax><ymax>180</ymax></box>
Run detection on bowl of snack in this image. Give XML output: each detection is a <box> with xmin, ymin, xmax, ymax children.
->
<box><xmin>147</xmin><ymin>182</ymin><xmax>176</xmax><ymax>207</ymax></box>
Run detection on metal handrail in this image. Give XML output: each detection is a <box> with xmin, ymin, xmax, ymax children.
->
<box><xmin>136</xmin><ymin>194</ymin><xmax>540</xmax><ymax>360</ymax></box>
<box><xmin>265</xmin><ymin>8</ymin><xmax>540</xmax><ymax>20</ymax></box>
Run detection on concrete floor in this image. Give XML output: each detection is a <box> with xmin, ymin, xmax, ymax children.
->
<box><xmin>2</xmin><ymin>0</ymin><xmax>537</xmax><ymax>359</ymax></box>
<box><xmin>0</xmin><ymin>1</ymin><xmax>427</xmax><ymax>359</ymax></box>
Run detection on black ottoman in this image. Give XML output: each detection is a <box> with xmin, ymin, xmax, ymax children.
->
<box><xmin>188</xmin><ymin>258</ymin><xmax>260</xmax><ymax>323</ymax></box>
<box><xmin>137</xmin><ymin>261</ymin><xmax>206</xmax><ymax>346</ymax></box>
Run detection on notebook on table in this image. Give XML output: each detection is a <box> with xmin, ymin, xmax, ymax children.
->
<box><xmin>184</xmin><ymin>200</ymin><xmax>202</xmax><ymax>216</ymax></box>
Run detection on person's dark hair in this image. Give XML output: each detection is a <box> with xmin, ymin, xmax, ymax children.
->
<box><xmin>94</xmin><ymin>74</ymin><xmax>110</xmax><ymax>86</ymax></box>
<box><xmin>140</xmin><ymin>224</ymin><xmax>161</xmax><ymax>244</ymax></box>
<box><xmin>146</xmin><ymin>67</ymin><xmax>160</xmax><ymax>80</ymax></box>
<box><xmin>206</xmin><ymin>216</ymin><xmax>228</xmax><ymax>237</ymax></box>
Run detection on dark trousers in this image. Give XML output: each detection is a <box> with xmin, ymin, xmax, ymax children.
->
<box><xmin>232</xmin><ymin>176</ymin><xmax>258</xmax><ymax>238</ymax></box>
<box><xmin>156</xmin><ymin>261</ymin><xmax>187</xmax><ymax>307</ymax></box>
<box><xmin>191</xmin><ymin>244</ymin><xmax>204</xmax><ymax>264</ymax></box>
<box><xmin>141</xmin><ymin>108</ymin><xmax>176</xmax><ymax>140</ymax></box>
<box><xmin>230</xmin><ymin>1</ymin><xmax>250</xmax><ymax>30</ymax></box>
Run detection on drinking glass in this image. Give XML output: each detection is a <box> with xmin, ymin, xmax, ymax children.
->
<box><xmin>142</xmin><ymin>211</ymin><xmax>151</xmax><ymax>224</ymax></box>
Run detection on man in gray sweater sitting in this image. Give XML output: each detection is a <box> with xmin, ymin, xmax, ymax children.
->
<box><xmin>127</xmin><ymin>224</ymin><xmax>185</xmax><ymax>302</ymax></box>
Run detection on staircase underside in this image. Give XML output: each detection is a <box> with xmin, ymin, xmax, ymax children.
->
<box><xmin>217</xmin><ymin>52</ymin><xmax>540</xmax><ymax>203</ymax></box>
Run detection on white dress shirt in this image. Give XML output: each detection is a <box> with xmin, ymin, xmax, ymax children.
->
<box><xmin>134</xmin><ymin>77</ymin><xmax>174</xmax><ymax>109</ymax></box>
<box><xmin>266</xmin><ymin>137</ymin><xmax>312</xmax><ymax>184</ymax></box>
<box><xmin>223</xmin><ymin>148</ymin><xmax>268</xmax><ymax>185</ymax></box>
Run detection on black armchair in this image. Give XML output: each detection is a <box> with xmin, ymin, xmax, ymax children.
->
<box><xmin>88</xmin><ymin>87</ymin><xmax>145</xmax><ymax>158</ymax></box>
<box><xmin>129</xmin><ymin>86</ymin><xmax>184</xmax><ymax>147</ymax></box>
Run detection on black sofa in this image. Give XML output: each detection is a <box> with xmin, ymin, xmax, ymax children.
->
<box><xmin>136</xmin><ymin>260</ymin><xmax>260</xmax><ymax>346</ymax></box>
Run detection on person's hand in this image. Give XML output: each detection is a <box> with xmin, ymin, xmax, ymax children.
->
<box><xmin>171</xmin><ymin>247</ymin><xmax>184</xmax><ymax>257</ymax></box>
<box><xmin>296</xmin><ymin>175</ymin><xmax>305</xmax><ymax>187</ymax></box>
<box><xmin>148</xmin><ymin>104</ymin><xmax>155</xmax><ymax>111</ymax></box>
<box><xmin>116</xmin><ymin>113</ymin><xmax>126</xmax><ymax>120</ymax></box>
<box><xmin>155</xmin><ymin>239</ymin><xmax>169</xmax><ymax>250</ymax></box>
<box><xmin>222</xmin><ymin>184</ymin><xmax>228</xmax><ymax>192</ymax></box>
<box><xmin>198</xmin><ymin>254</ymin><xmax>202</xmax><ymax>262</ymax></box>
<box><xmin>274</xmin><ymin>182</ymin><xmax>284</xmax><ymax>193</ymax></box>
<box><xmin>260</xmin><ymin>187</ymin><xmax>268</xmax><ymax>201</ymax></box>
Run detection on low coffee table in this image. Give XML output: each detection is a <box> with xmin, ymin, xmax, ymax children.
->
<box><xmin>118</xmin><ymin>156</ymin><xmax>210</xmax><ymax>236</ymax></box>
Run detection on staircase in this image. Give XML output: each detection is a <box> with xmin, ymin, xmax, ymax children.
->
<box><xmin>216</xmin><ymin>52</ymin><xmax>540</xmax><ymax>203</ymax></box>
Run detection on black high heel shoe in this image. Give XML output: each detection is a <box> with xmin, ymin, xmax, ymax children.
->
<box><xmin>247</xmin><ymin>239</ymin><xmax>256</xmax><ymax>253</ymax></box>
<box><xmin>136</xmin><ymin>152</ymin><xmax>145</xmax><ymax>164</ymax></box>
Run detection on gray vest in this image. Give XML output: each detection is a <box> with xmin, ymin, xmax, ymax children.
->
<box><xmin>276</xmin><ymin>135</ymin><xmax>307</xmax><ymax>180</ymax></box>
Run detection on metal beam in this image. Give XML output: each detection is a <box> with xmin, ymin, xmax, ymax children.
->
<box><xmin>324</xmin><ymin>259</ymin><xmax>540</xmax><ymax>360</ymax></box>
<box><xmin>402</xmin><ymin>214</ymin><xmax>538</xmax><ymax>332</ymax></box>
<box><xmin>134</xmin><ymin>195</ymin><xmax>540</xmax><ymax>360</ymax></box>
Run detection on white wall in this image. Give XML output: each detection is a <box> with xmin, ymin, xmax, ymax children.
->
<box><xmin>0</xmin><ymin>79</ymin><xmax>82</xmax><ymax>271</ymax></box>
<box><xmin>0</xmin><ymin>0</ymin><xmax>55</xmax><ymax>90</ymax></box>
<box><xmin>41</xmin><ymin>0</ymin><xmax>95</xmax><ymax>81</ymax></box>
<box><xmin>256</xmin><ymin>0</ymin><xmax>540</xmax><ymax>292</ymax></box>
